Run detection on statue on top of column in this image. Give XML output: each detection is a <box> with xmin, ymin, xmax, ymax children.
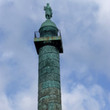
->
<box><xmin>44</xmin><ymin>3</ymin><xmax>52</xmax><ymax>19</ymax></box>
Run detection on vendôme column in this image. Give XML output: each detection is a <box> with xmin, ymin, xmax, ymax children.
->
<box><xmin>34</xmin><ymin>3</ymin><xmax>63</xmax><ymax>110</ymax></box>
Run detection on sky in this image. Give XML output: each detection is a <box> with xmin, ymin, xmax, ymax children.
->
<box><xmin>0</xmin><ymin>0</ymin><xmax>110</xmax><ymax>110</ymax></box>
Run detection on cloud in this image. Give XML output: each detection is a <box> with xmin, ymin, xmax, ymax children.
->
<box><xmin>0</xmin><ymin>0</ymin><xmax>110</xmax><ymax>110</ymax></box>
<box><xmin>55</xmin><ymin>0</ymin><xmax>110</xmax><ymax>79</ymax></box>
<box><xmin>0</xmin><ymin>81</ymin><xmax>37</xmax><ymax>110</ymax></box>
<box><xmin>94</xmin><ymin>0</ymin><xmax>110</xmax><ymax>25</ymax></box>
<box><xmin>0</xmin><ymin>1</ymin><xmax>38</xmax><ymax>109</ymax></box>
<box><xmin>9</xmin><ymin>81</ymin><xmax>37</xmax><ymax>110</ymax></box>
<box><xmin>0</xmin><ymin>92</ymin><xmax>12</xmax><ymax>110</ymax></box>
<box><xmin>62</xmin><ymin>84</ymin><xmax>106</xmax><ymax>110</ymax></box>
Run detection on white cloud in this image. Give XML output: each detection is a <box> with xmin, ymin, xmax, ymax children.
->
<box><xmin>56</xmin><ymin>0</ymin><xmax>110</xmax><ymax>79</ymax></box>
<box><xmin>62</xmin><ymin>84</ymin><xmax>106</xmax><ymax>110</ymax></box>
<box><xmin>94</xmin><ymin>0</ymin><xmax>110</xmax><ymax>25</ymax></box>
<box><xmin>0</xmin><ymin>0</ymin><xmax>110</xmax><ymax>110</ymax></box>
<box><xmin>0</xmin><ymin>93</ymin><xmax>12</xmax><ymax>110</ymax></box>
<box><xmin>0</xmin><ymin>81</ymin><xmax>37</xmax><ymax>110</ymax></box>
<box><xmin>12</xmin><ymin>85</ymin><xmax>37</xmax><ymax>110</ymax></box>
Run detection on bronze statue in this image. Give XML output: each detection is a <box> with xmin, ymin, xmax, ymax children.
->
<box><xmin>44</xmin><ymin>3</ymin><xmax>52</xmax><ymax>19</ymax></box>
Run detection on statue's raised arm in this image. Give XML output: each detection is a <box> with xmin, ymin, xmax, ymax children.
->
<box><xmin>44</xmin><ymin>3</ymin><xmax>52</xmax><ymax>19</ymax></box>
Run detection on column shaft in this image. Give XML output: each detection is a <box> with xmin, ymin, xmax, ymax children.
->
<box><xmin>38</xmin><ymin>45</ymin><xmax>62</xmax><ymax>110</ymax></box>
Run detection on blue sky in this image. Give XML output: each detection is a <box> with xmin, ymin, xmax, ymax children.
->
<box><xmin>0</xmin><ymin>0</ymin><xmax>110</xmax><ymax>110</ymax></box>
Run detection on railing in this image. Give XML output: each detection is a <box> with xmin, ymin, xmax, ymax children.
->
<box><xmin>34</xmin><ymin>31</ymin><xmax>40</xmax><ymax>38</ymax></box>
<box><xmin>58</xmin><ymin>29</ymin><xmax>61</xmax><ymax>37</ymax></box>
<box><xmin>34</xmin><ymin>29</ymin><xmax>62</xmax><ymax>38</ymax></box>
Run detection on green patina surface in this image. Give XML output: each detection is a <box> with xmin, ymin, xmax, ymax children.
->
<box><xmin>44</xmin><ymin>3</ymin><xmax>52</xmax><ymax>19</ymax></box>
<box><xmin>40</xmin><ymin>19</ymin><xmax>57</xmax><ymax>28</ymax></box>
<box><xmin>39</xmin><ymin>4</ymin><xmax>58</xmax><ymax>38</ymax></box>
<box><xmin>34</xmin><ymin>3</ymin><xmax>63</xmax><ymax>110</ymax></box>
<box><xmin>38</xmin><ymin>45</ymin><xmax>62</xmax><ymax>110</ymax></box>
